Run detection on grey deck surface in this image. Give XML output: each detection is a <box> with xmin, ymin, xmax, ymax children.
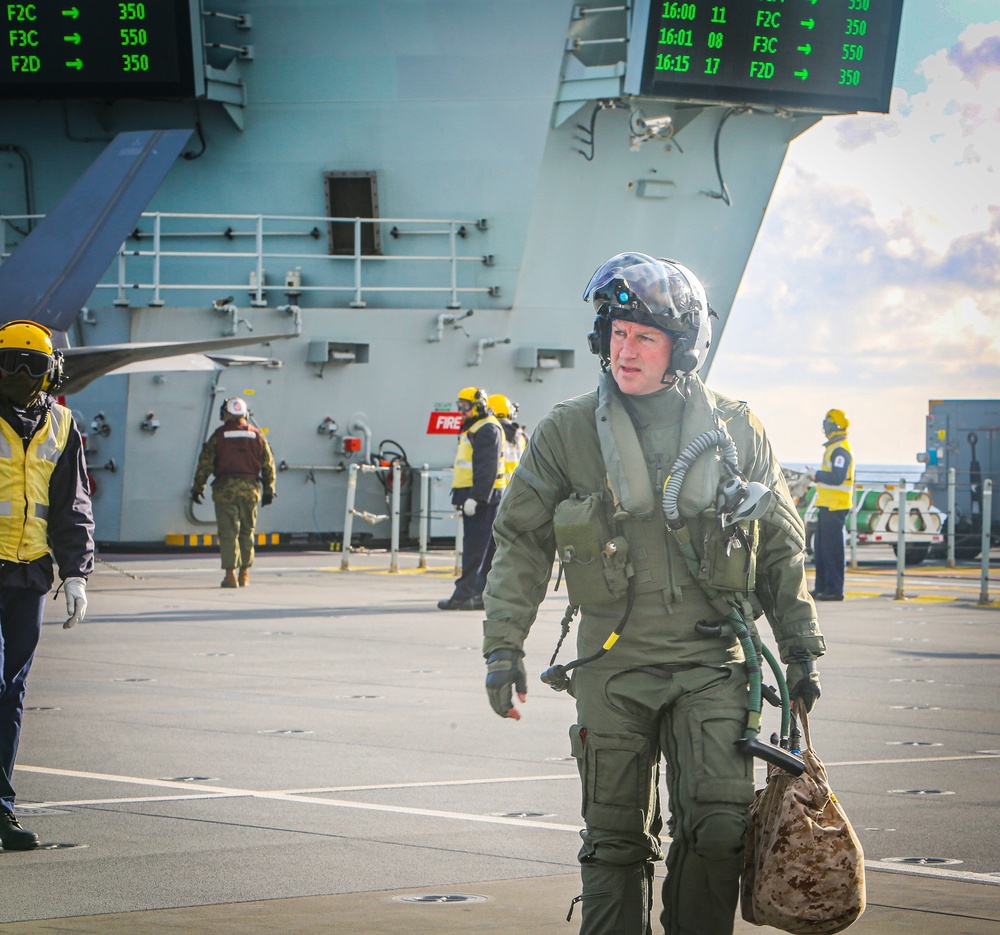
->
<box><xmin>1</xmin><ymin>549</ymin><xmax>997</xmax><ymax>933</ymax></box>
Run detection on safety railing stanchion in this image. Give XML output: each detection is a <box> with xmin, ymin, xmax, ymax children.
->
<box><xmin>979</xmin><ymin>479</ymin><xmax>992</xmax><ymax>606</ymax></box>
<box><xmin>151</xmin><ymin>213</ymin><xmax>164</xmax><ymax>306</ymax></box>
<box><xmin>894</xmin><ymin>478</ymin><xmax>907</xmax><ymax>600</ymax></box>
<box><xmin>341</xmin><ymin>463</ymin><xmax>358</xmax><ymax>571</ymax></box>
<box><xmin>848</xmin><ymin>485</ymin><xmax>861</xmax><ymax>570</ymax></box>
<box><xmin>350</xmin><ymin>219</ymin><xmax>365</xmax><ymax>308</ymax></box>
<box><xmin>454</xmin><ymin>509</ymin><xmax>463</xmax><ymax>578</ymax></box>
<box><xmin>389</xmin><ymin>462</ymin><xmax>401</xmax><ymax>573</ymax></box>
<box><xmin>947</xmin><ymin>467</ymin><xmax>956</xmax><ymax>568</ymax></box>
<box><xmin>418</xmin><ymin>466</ymin><xmax>429</xmax><ymax>569</ymax></box>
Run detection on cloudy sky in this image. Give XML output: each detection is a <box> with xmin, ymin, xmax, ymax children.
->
<box><xmin>709</xmin><ymin>0</ymin><xmax>999</xmax><ymax>468</ymax></box>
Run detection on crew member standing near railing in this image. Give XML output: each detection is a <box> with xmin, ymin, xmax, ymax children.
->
<box><xmin>437</xmin><ymin>387</ymin><xmax>504</xmax><ymax>611</ymax></box>
<box><xmin>811</xmin><ymin>409</ymin><xmax>854</xmax><ymax>601</ymax></box>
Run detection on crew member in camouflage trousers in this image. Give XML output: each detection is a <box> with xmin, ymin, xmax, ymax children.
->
<box><xmin>191</xmin><ymin>397</ymin><xmax>276</xmax><ymax>588</ymax></box>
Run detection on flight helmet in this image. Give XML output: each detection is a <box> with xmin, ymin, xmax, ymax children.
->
<box><xmin>0</xmin><ymin>319</ymin><xmax>64</xmax><ymax>406</ymax></box>
<box><xmin>584</xmin><ymin>252</ymin><xmax>713</xmax><ymax>377</ymax></box>
<box><xmin>824</xmin><ymin>408</ymin><xmax>849</xmax><ymax>437</ymax></box>
<box><xmin>220</xmin><ymin>396</ymin><xmax>249</xmax><ymax>421</ymax></box>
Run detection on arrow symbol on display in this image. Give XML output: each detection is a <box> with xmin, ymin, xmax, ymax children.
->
<box><xmin>62</xmin><ymin>7</ymin><xmax>79</xmax><ymax>17</ymax></box>
<box><xmin>800</xmin><ymin>18</ymin><xmax>815</xmax><ymax>29</ymax></box>
<box><xmin>797</xmin><ymin>44</ymin><xmax>812</xmax><ymax>54</ymax></box>
<box><xmin>63</xmin><ymin>33</ymin><xmax>81</xmax><ymax>44</ymax></box>
<box><xmin>794</xmin><ymin>69</ymin><xmax>809</xmax><ymax>80</ymax></box>
<box><xmin>65</xmin><ymin>58</ymin><xmax>83</xmax><ymax>69</ymax></box>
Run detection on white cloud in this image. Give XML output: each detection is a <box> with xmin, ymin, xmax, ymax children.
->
<box><xmin>710</xmin><ymin>20</ymin><xmax>1000</xmax><ymax>466</ymax></box>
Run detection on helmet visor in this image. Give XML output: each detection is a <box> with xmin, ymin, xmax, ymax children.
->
<box><xmin>584</xmin><ymin>252</ymin><xmax>702</xmax><ymax>324</ymax></box>
<box><xmin>0</xmin><ymin>348</ymin><xmax>52</xmax><ymax>379</ymax></box>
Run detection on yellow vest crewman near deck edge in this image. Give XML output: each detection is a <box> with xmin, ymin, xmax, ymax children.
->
<box><xmin>811</xmin><ymin>409</ymin><xmax>855</xmax><ymax>601</ymax></box>
<box><xmin>0</xmin><ymin>320</ymin><xmax>94</xmax><ymax>852</ymax></box>
<box><xmin>480</xmin><ymin>253</ymin><xmax>825</xmax><ymax>935</ymax></box>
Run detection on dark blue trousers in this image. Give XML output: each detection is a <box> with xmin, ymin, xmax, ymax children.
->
<box><xmin>452</xmin><ymin>501</ymin><xmax>499</xmax><ymax>602</ymax></box>
<box><xmin>0</xmin><ymin>588</ymin><xmax>46</xmax><ymax>814</ymax></box>
<box><xmin>814</xmin><ymin>507</ymin><xmax>848</xmax><ymax>597</ymax></box>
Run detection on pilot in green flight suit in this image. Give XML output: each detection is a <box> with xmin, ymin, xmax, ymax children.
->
<box><xmin>480</xmin><ymin>253</ymin><xmax>826</xmax><ymax>935</ymax></box>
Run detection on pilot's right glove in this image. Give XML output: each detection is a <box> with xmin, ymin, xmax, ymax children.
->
<box><xmin>462</xmin><ymin>497</ymin><xmax>478</xmax><ymax>517</ymax></box>
<box><xmin>261</xmin><ymin>491</ymin><xmax>274</xmax><ymax>506</ymax></box>
<box><xmin>190</xmin><ymin>488</ymin><xmax>204</xmax><ymax>505</ymax></box>
<box><xmin>485</xmin><ymin>649</ymin><xmax>527</xmax><ymax>720</ymax></box>
<box><xmin>786</xmin><ymin>649</ymin><xmax>822</xmax><ymax>713</ymax></box>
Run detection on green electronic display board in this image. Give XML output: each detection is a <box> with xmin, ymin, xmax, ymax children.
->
<box><xmin>625</xmin><ymin>0</ymin><xmax>903</xmax><ymax>114</ymax></box>
<box><xmin>1</xmin><ymin>1</ymin><xmax>200</xmax><ymax>99</ymax></box>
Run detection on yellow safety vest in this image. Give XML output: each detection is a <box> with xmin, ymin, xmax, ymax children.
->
<box><xmin>0</xmin><ymin>403</ymin><xmax>73</xmax><ymax>562</ymax></box>
<box><xmin>453</xmin><ymin>415</ymin><xmax>506</xmax><ymax>490</ymax></box>
<box><xmin>503</xmin><ymin>429</ymin><xmax>527</xmax><ymax>484</ymax></box>
<box><xmin>815</xmin><ymin>434</ymin><xmax>854</xmax><ymax>510</ymax></box>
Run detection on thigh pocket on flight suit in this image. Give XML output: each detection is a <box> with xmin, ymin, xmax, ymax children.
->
<box><xmin>570</xmin><ymin>724</ymin><xmax>653</xmax><ymax>834</ymax></box>
<box><xmin>686</xmin><ymin>703</ymin><xmax>755</xmax><ymax>807</ymax></box>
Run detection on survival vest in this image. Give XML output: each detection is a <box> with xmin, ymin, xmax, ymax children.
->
<box><xmin>214</xmin><ymin>420</ymin><xmax>266</xmax><ymax>479</ymax></box>
<box><xmin>0</xmin><ymin>402</ymin><xmax>73</xmax><ymax>562</ymax></box>
<box><xmin>815</xmin><ymin>435</ymin><xmax>854</xmax><ymax>511</ymax></box>
<box><xmin>453</xmin><ymin>415</ymin><xmax>506</xmax><ymax>490</ymax></box>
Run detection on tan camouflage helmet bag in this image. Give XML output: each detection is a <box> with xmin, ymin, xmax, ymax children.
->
<box><xmin>740</xmin><ymin>705</ymin><xmax>866</xmax><ymax>934</ymax></box>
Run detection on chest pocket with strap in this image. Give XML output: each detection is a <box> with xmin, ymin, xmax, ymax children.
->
<box><xmin>553</xmin><ymin>492</ymin><xmax>630</xmax><ymax>606</ymax></box>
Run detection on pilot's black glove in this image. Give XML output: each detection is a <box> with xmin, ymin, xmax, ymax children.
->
<box><xmin>191</xmin><ymin>488</ymin><xmax>204</xmax><ymax>505</ymax></box>
<box><xmin>786</xmin><ymin>649</ymin><xmax>822</xmax><ymax>713</ymax></box>
<box><xmin>485</xmin><ymin>649</ymin><xmax>527</xmax><ymax>720</ymax></box>
<box><xmin>261</xmin><ymin>491</ymin><xmax>274</xmax><ymax>506</ymax></box>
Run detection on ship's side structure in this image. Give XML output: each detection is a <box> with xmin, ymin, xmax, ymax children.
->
<box><xmin>1</xmin><ymin>0</ymin><xmax>882</xmax><ymax>548</ymax></box>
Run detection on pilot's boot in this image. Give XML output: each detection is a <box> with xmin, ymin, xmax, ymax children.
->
<box><xmin>238</xmin><ymin>567</ymin><xmax>250</xmax><ymax>587</ymax></box>
<box><xmin>221</xmin><ymin>569</ymin><xmax>238</xmax><ymax>588</ymax></box>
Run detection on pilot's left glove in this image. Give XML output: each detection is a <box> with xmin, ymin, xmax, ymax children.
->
<box><xmin>786</xmin><ymin>649</ymin><xmax>821</xmax><ymax>712</ymax></box>
<box><xmin>191</xmin><ymin>488</ymin><xmax>204</xmax><ymax>505</ymax></box>
<box><xmin>261</xmin><ymin>491</ymin><xmax>275</xmax><ymax>506</ymax></box>
<box><xmin>462</xmin><ymin>497</ymin><xmax>478</xmax><ymax>517</ymax></box>
<box><xmin>63</xmin><ymin>576</ymin><xmax>88</xmax><ymax>630</ymax></box>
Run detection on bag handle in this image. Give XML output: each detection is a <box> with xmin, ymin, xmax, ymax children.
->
<box><xmin>794</xmin><ymin>700</ymin><xmax>814</xmax><ymax>753</ymax></box>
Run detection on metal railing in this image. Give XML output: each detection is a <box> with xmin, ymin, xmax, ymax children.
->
<box><xmin>339</xmin><ymin>465</ymin><xmax>462</xmax><ymax>576</ymax></box>
<box><xmin>0</xmin><ymin>211</ymin><xmax>497</xmax><ymax>310</ymax></box>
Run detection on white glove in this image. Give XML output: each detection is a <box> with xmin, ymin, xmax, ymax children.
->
<box><xmin>462</xmin><ymin>497</ymin><xmax>478</xmax><ymax>517</ymax></box>
<box><xmin>63</xmin><ymin>577</ymin><xmax>88</xmax><ymax>629</ymax></box>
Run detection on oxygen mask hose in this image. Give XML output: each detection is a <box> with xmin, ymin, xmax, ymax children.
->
<box><xmin>663</xmin><ymin>430</ymin><xmax>803</xmax><ymax>775</ymax></box>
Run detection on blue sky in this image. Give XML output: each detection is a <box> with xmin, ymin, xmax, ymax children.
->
<box><xmin>709</xmin><ymin>0</ymin><xmax>999</xmax><ymax>466</ymax></box>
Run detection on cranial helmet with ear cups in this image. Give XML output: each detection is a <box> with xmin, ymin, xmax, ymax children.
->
<box><xmin>220</xmin><ymin>397</ymin><xmax>249</xmax><ymax>420</ymax></box>
<box><xmin>0</xmin><ymin>319</ymin><xmax>64</xmax><ymax>405</ymax></box>
<box><xmin>457</xmin><ymin>386</ymin><xmax>488</xmax><ymax>418</ymax></box>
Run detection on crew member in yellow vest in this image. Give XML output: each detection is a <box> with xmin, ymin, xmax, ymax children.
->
<box><xmin>478</xmin><ymin>393</ymin><xmax>529</xmax><ymax>599</ymax></box>
<box><xmin>487</xmin><ymin>393</ymin><xmax>528</xmax><ymax>485</ymax></box>
<box><xmin>0</xmin><ymin>320</ymin><xmax>94</xmax><ymax>852</ymax></box>
<box><xmin>811</xmin><ymin>408</ymin><xmax>854</xmax><ymax>601</ymax></box>
<box><xmin>438</xmin><ymin>386</ymin><xmax>505</xmax><ymax>611</ymax></box>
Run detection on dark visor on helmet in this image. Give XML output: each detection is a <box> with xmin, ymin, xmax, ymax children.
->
<box><xmin>583</xmin><ymin>252</ymin><xmax>660</xmax><ymax>302</ymax></box>
<box><xmin>0</xmin><ymin>349</ymin><xmax>52</xmax><ymax>379</ymax></box>
<box><xmin>584</xmin><ymin>253</ymin><xmax>701</xmax><ymax>324</ymax></box>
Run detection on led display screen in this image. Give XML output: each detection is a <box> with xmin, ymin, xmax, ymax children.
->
<box><xmin>627</xmin><ymin>0</ymin><xmax>903</xmax><ymax>113</ymax></box>
<box><xmin>1</xmin><ymin>0</ymin><xmax>199</xmax><ymax>99</ymax></box>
